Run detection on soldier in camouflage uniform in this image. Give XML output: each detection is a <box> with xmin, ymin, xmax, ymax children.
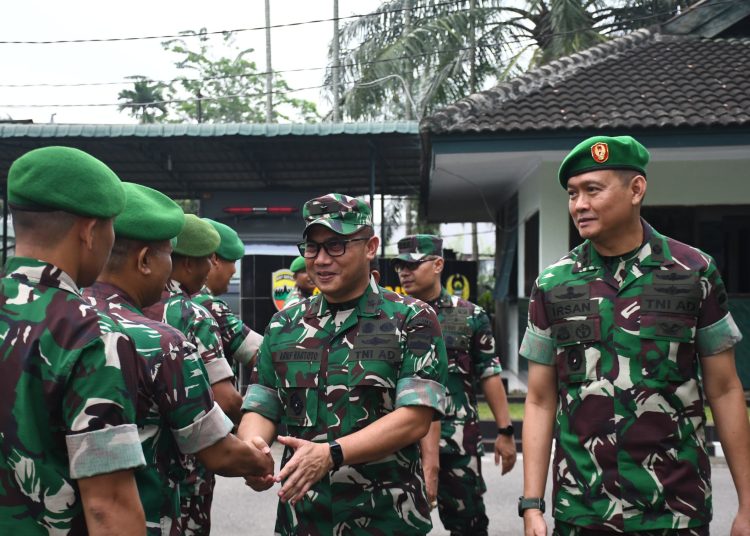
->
<box><xmin>0</xmin><ymin>147</ymin><xmax>147</xmax><ymax>534</ymax></box>
<box><xmin>395</xmin><ymin>234</ymin><xmax>517</xmax><ymax>536</ymax></box>
<box><xmin>143</xmin><ymin>214</ymin><xmax>244</xmax><ymax>535</ymax></box>
<box><xmin>194</xmin><ymin>218</ymin><xmax>262</xmax><ymax>372</ymax></box>
<box><xmin>84</xmin><ymin>183</ymin><xmax>273</xmax><ymax>535</ymax></box>
<box><xmin>238</xmin><ymin>193</ymin><xmax>448</xmax><ymax>535</ymax></box>
<box><xmin>520</xmin><ymin>135</ymin><xmax>750</xmax><ymax>535</ymax></box>
<box><xmin>283</xmin><ymin>255</ymin><xmax>317</xmax><ymax>309</ymax></box>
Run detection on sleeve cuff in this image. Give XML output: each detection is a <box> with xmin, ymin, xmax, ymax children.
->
<box><xmin>204</xmin><ymin>357</ymin><xmax>235</xmax><ymax>384</ymax></box>
<box><xmin>233</xmin><ymin>330</ymin><xmax>263</xmax><ymax>365</ymax></box>
<box><xmin>697</xmin><ymin>313</ymin><xmax>743</xmax><ymax>357</ymax></box>
<box><xmin>242</xmin><ymin>384</ymin><xmax>283</xmax><ymax>422</ymax></box>
<box><xmin>67</xmin><ymin>424</ymin><xmax>145</xmax><ymax>479</ymax></box>
<box><xmin>519</xmin><ymin>328</ymin><xmax>555</xmax><ymax>365</ymax></box>
<box><xmin>395</xmin><ymin>377</ymin><xmax>446</xmax><ymax>416</ymax></box>
<box><xmin>173</xmin><ymin>402</ymin><xmax>233</xmax><ymax>454</ymax></box>
<box><xmin>479</xmin><ymin>364</ymin><xmax>503</xmax><ymax>380</ymax></box>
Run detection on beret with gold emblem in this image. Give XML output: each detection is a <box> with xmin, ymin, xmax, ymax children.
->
<box><xmin>558</xmin><ymin>135</ymin><xmax>650</xmax><ymax>189</ymax></box>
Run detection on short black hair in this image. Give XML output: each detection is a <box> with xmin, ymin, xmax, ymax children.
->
<box><xmin>11</xmin><ymin>208</ymin><xmax>77</xmax><ymax>248</ymax></box>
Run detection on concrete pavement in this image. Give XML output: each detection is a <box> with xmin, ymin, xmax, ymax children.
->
<box><xmin>211</xmin><ymin>444</ymin><xmax>738</xmax><ymax>535</ymax></box>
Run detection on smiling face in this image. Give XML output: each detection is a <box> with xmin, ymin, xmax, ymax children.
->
<box><xmin>304</xmin><ymin>225</ymin><xmax>378</xmax><ymax>303</ymax></box>
<box><xmin>567</xmin><ymin>169</ymin><xmax>645</xmax><ymax>248</ymax></box>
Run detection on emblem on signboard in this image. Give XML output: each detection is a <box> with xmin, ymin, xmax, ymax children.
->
<box><xmin>272</xmin><ymin>269</ymin><xmax>295</xmax><ymax>311</ymax></box>
<box><xmin>446</xmin><ymin>274</ymin><xmax>470</xmax><ymax>300</ymax></box>
<box><xmin>591</xmin><ymin>142</ymin><xmax>609</xmax><ymax>163</ymax></box>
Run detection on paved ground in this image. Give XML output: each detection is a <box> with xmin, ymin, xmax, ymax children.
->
<box><xmin>211</xmin><ymin>444</ymin><xmax>738</xmax><ymax>535</ymax></box>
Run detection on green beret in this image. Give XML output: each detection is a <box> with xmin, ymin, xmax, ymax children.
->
<box><xmin>394</xmin><ymin>234</ymin><xmax>443</xmax><ymax>262</ymax></box>
<box><xmin>115</xmin><ymin>183</ymin><xmax>185</xmax><ymax>241</ymax></box>
<box><xmin>8</xmin><ymin>146</ymin><xmax>125</xmax><ymax>218</ymax></box>
<box><xmin>173</xmin><ymin>214</ymin><xmax>220</xmax><ymax>257</ymax></box>
<box><xmin>290</xmin><ymin>256</ymin><xmax>306</xmax><ymax>273</ymax></box>
<box><xmin>558</xmin><ymin>135</ymin><xmax>650</xmax><ymax>189</ymax></box>
<box><xmin>302</xmin><ymin>193</ymin><xmax>372</xmax><ymax>236</ymax></box>
<box><xmin>203</xmin><ymin>218</ymin><xmax>245</xmax><ymax>261</ymax></box>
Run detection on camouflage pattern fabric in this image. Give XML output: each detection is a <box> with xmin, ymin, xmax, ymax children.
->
<box><xmin>193</xmin><ymin>286</ymin><xmax>262</xmax><ymax>370</ymax></box>
<box><xmin>302</xmin><ymin>193</ymin><xmax>372</xmax><ymax>236</ymax></box>
<box><xmin>436</xmin><ymin>454</ymin><xmax>488</xmax><ymax>536</ymax></box>
<box><xmin>395</xmin><ymin>234</ymin><xmax>444</xmax><ymax>262</ymax></box>
<box><xmin>0</xmin><ymin>257</ymin><xmax>145</xmax><ymax>534</ymax></box>
<box><xmin>243</xmin><ymin>277</ymin><xmax>448</xmax><ymax>535</ymax></box>
<box><xmin>554</xmin><ymin>520</ymin><xmax>708</xmax><ymax>536</ymax></box>
<box><xmin>84</xmin><ymin>282</ymin><xmax>233</xmax><ymax>535</ymax></box>
<box><xmin>428</xmin><ymin>288</ymin><xmax>502</xmax><ymax>456</ymax></box>
<box><xmin>282</xmin><ymin>286</ymin><xmax>306</xmax><ymax>309</ymax></box>
<box><xmin>143</xmin><ymin>279</ymin><xmax>234</xmax><ymax>536</ymax></box>
<box><xmin>425</xmin><ymin>288</ymin><xmax>501</xmax><ymax>534</ymax></box>
<box><xmin>520</xmin><ymin>220</ymin><xmax>742</xmax><ymax>532</ymax></box>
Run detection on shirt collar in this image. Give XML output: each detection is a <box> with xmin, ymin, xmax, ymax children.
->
<box><xmin>5</xmin><ymin>256</ymin><xmax>80</xmax><ymax>296</ymax></box>
<box><xmin>572</xmin><ymin>218</ymin><xmax>672</xmax><ymax>273</ymax></box>
<box><xmin>305</xmin><ymin>276</ymin><xmax>381</xmax><ymax>319</ymax></box>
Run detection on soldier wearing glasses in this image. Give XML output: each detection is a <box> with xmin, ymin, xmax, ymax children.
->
<box><xmin>237</xmin><ymin>193</ymin><xmax>448</xmax><ymax>535</ymax></box>
<box><xmin>394</xmin><ymin>234</ymin><xmax>517</xmax><ymax>536</ymax></box>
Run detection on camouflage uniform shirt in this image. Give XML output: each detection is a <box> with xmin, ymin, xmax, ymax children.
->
<box><xmin>193</xmin><ymin>286</ymin><xmax>262</xmax><ymax>370</ymax></box>
<box><xmin>143</xmin><ymin>278</ymin><xmax>234</xmax><ymax>532</ymax></box>
<box><xmin>428</xmin><ymin>288</ymin><xmax>502</xmax><ymax>455</ymax></box>
<box><xmin>244</xmin><ymin>278</ymin><xmax>448</xmax><ymax>535</ymax></box>
<box><xmin>519</xmin><ymin>221</ymin><xmax>743</xmax><ymax>532</ymax></box>
<box><xmin>84</xmin><ymin>282</ymin><xmax>233</xmax><ymax>535</ymax></box>
<box><xmin>0</xmin><ymin>257</ymin><xmax>145</xmax><ymax>535</ymax></box>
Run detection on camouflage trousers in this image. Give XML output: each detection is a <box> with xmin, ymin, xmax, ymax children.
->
<box><xmin>553</xmin><ymin>521</ymin><xmax>709</xmax><ymax>536</ymax></box>
<box><xmin>436</xmin><ymin>453</ymin><xmax>488</xmax><ymax>536</ymax></box>
<box><xmin>179</xmin><ymin>471</ymin><xmax>216</xmax><ymax>536</ymax></box>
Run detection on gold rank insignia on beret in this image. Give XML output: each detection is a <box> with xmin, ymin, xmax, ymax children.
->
<box><xmin>591</xmin><ymin>142</ymin><xmax>609</xmax><ymax>163</ymax></box>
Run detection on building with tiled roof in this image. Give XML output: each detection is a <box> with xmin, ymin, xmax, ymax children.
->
<box><xmin>418</xmin><ymin>0</ymin><xmax>750</xmax><ymax>386</ymax></box>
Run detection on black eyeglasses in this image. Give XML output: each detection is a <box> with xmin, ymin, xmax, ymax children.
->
<box><xmin>393</xmin><ymin>258</ymin><xmax>436</xmax><ymax>273</ymax></box>
<box><xmin>297</xmin><ymin>237</ymin><xmax>369</xmax><ymax>259</ymax></box>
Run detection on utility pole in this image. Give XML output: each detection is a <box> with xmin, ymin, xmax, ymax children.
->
<box><xmin>196</xmin><ymin>90</ymin><xmax>203</xmax><ymax>124</ymax></box>
<box><xmin>402</xmin><ymin>0</ymin><xmax>413</xmax><ymax>121</ymax></box>
<box><xmin>469</xmin><ymin>0</ymin><xmax>479</xmax><ymax>260</ymax></box>
<box><xmin>264</xmin><ymin>0</ymin><xmax>273</xmax><ymax>122</ymax></box>
<box><xmin>332</xmin><ymin>0</ymin><xmax>341</xmax><ymax>122</ymax></box>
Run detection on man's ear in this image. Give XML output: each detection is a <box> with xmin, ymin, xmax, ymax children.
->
<box><xmin>630</xmin><ymin>174</ymin><xmax>647</xmax><ymax>206</ymax></box>
<box><xmin>78</xmin><ymin>218</ymin><xmax>98</xmax><ymax>250</ymax></box>
<box><xmin>433</xmin><ymin>257</ymin><xmax>445</xmax><ymax>275</ymax></box>
<box><xmin>137</xmin><ymin>246</ymin><xmax>152</xmax><ymax>275</ymax></box>
<box><xmin>365</xmin><ymin>235</ymin><xmax>380</xmax><ymax>260</ymax></box>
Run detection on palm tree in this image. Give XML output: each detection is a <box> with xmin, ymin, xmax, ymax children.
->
<box><xmin>117</xmin><ymin>76</ymin><xmax>168</xmax><ymax>123</ymax></box>
<box><xmin>329</xmin><ymin>0</ymin><xmax>699</xmax><ymax>120</ymax></box>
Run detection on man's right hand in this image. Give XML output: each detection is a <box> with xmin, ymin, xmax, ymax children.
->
<box><xmin>423</xmin><ymin>462</ymin><xmax>439</xmax><ymax>506</ymax></box>
<box><xmin>245</xmin><ymin>436</ymin><xmax>274</xmax><ymax>491</ymax></box>
<box><xmin>523</xmin><ymin>509</ymin><xmax>547</xmax><ymax>536</ymax></box>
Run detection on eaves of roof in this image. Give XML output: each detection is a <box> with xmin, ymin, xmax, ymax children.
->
<box><xmin>422</xmin><ymin>28</ymin><xmax>750</xmax><ymax>135</ymax></box>
<box><xmin>0</xmin><ymin>121</ymin><xmax>419</xmax><ymax>139</ymax></box>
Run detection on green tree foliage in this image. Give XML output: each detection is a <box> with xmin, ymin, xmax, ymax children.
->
<box><xmin>330</xmin><ymin>0</ymin><xmax>699</xmax><ymax>120</ymax></box>
<box><xmin>117</xmin><ymin>76</ymin><xmax>168</xmax><ymax>124</ymax></box>
<box><xmin>119</xmin><ymin>29</ymin><xmax>319</xmax><ymax>124</ymax></box>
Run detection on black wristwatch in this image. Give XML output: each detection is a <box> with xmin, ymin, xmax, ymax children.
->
<box><xmin>497</xmin><ymin>424</ymin><xmax>515</xmax><ymax>436</ymax></box>
<box><xmin>518</xmin><ymin>496</ymin><xmax>545</xmax><ymax>517</ymax></box>
<box><xmin>328</xmin><ymin>440</ymin><xmax>344</xmax><ymax>470</ymax></box>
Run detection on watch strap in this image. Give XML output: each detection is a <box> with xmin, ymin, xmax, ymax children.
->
<box><xmin>328</xmin><ymin>440</ymin><xmax>344</xmax><ymax>470</ymax></box>
<box><xmin>518</xmin><ymin>496</ymin><xmax>545</xmax><ymax>517</ymax></box>
<box><xmin>497</xmin><ymin>424</ymin><xmax>515</xmax><ymax>436</ymax></box>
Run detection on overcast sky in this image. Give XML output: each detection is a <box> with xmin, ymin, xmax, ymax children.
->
<box><xmin>0</xmin><ymin>0</ymin><xmax>382</xmax><ymax>124</ymax></box>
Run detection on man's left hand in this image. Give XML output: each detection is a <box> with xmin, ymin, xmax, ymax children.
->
<box><xmin>494</xmin><ymin>434</ymin><xmax>517</xmax><ymax>475</ymax></box>
<box><xmin>274</xmin><ymin>435</ymin><xmax>333</xmax><ymax>505</ymax></box>
<box><xmin>731</xmin><ymin>508</ymin><xmax>750</xmax><ymax>536</ymax></box>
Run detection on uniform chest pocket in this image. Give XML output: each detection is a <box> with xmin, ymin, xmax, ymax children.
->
<box><xmin>348</xmin><ymin>334</ymin><xmax>401</xmax><ymax>429</ymax></box>
<box><xmin>551</xmin><ymin>318</ymin><xmax>601</xmax><ymax>384</ymax></box>
<box><xmin>638</xmin><ymin>313</ymin><xmax>698</xmax><ymax>382</ymax></box>
<box><xmin>272</xmin><ymin>347</ymin><xmax>321</xmax><ymax>428</ymax></box>
<box><xmin>639</xmin><ymin>313</ymin><xmax>697</xmax><ymax>343</ymax></box>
